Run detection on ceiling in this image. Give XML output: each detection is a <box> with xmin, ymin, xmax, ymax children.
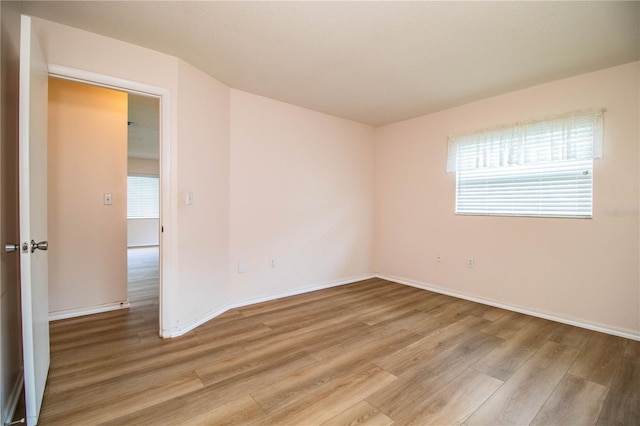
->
<box><xmin>128</xmin><ymin>94</ymin><xmax>159</xmax><ymax>160</ymax></box>
<box><xmin>18</xmin><ymin>1</ymin><xmax>640</xmax><ymax>127</ymax></box>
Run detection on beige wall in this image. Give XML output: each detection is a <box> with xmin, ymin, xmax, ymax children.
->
<box><xmin>0</xmin><ymin>2</ymin><xmax>23</xmax><ymax>423</ymax></box>
<box><xmin>375</xmin><ymin>62</ymin><xmax>640</xmax><ymax>336</ymax></box>
<box><xmin>171</xmin><ymin>60</ymin><xmax>230</xmax><ymax>327</ymax></box>
<box><xmin>48</xmin><ymin>78</ymin><xmax>128</xmax><ymax>313</ymax></box>
<box><xmin>229</xmin><ymin>90</ymin><xmax>375</xmax><ymax>302</ymax></box>
<box><xmin>128</xmin><ymin>157</ymin><xmax>159</xmax><ymax>176</ymax></box>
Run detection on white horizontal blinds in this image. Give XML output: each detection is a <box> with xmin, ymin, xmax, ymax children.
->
<box><xmin>127</xmin><ymin>175</ymin><xmax>159</xmax><ymax>219</ymax></box>
<box><xmin>448</xmin><ymin>109</ymin><xmax>603</xmax><ymax>218</ymax></box>
<box><xmin>456</xmin><ymin>160</ymin><xmax>593</xmax><ymax>217</ymax></box>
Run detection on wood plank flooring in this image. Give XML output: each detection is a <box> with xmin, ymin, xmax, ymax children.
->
<box><xmin>39</xmin><ymin>247</ymin><xmax>640</xmax><ymax>425</ymax></box>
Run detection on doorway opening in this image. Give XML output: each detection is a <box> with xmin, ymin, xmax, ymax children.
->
<box><xmin>46</xmin><ymin>65</ymin><xmax>171</xmax><ymax>336</ymax></box>
<box><xmin>126</xmin><ymin>93</ymin><xmax>160</xmax><ymax>319</ymax></box>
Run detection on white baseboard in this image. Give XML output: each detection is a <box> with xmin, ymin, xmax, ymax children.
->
<box><xmin>160</xmin><ymin>271</ymin><xmax>639</xmax><ymax>341</ymax></box>
<box><xmin>2</xmin><ymin>370</ymin><xmax>23</xmax><ymax>424</ymax></box>
<box><xmin>49</xmin><ymin>300</ymin><xmax>131</xmax><ymax>321</ymax></box>
<box><xmin>377</xmin><ymin>273</ymin><xmax>640</xmax><ymax>341</ymax></box>
<box><xmin>163</xmin><ymin>274</ymin><xmax>376</xmax><ymax>338</ymax></box>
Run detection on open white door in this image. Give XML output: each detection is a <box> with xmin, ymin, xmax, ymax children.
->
<box><xmin>19</xmin><ymin>15</ymin><xmax>50</xmax><ymax>426</ymax></box>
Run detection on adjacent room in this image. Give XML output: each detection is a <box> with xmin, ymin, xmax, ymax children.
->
<box><xmin>1</xmin><ymin>1</ymin><xmax>638</xmax><ymax>425</ymax></box>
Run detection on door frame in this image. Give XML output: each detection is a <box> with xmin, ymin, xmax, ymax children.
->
<box><xmin>48</xmin><ymin>64</ymin><xmax>173</xmax><ymax>336</ymax></box>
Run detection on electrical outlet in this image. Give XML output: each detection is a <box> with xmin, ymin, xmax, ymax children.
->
<box><xmin>269</xmin><ymin>258</ymin><xmax>276</xmax><ymax>268</ymax></box>
<box><xmin>436</xmin><ymin>255</ymin><xmax>442</xmax><ymax>263</ymax></box>
<box><xmin>238</xmin><ymin>260</ymin><xmax>247</xmax><ymax>273</ymax></box>
<box><xmin>466</xmin><ymin>258</ymin><xmax>475</xmax><ymax>268</ymax></box>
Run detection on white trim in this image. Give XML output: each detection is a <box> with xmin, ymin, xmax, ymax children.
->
<box><xmin>48</xmin><ymin>64</ymin><xmax>165</xmax><ymax>98</ymax></box>
<box><xmin>45</xmin><ymin>64</ymin><xmax>173</xmax><ymax>336</ymax></box>
<box><xmin>163</xmin><ymin>274</ymin><xmax>376</xmax><ymax>338</ymax></box>
<box><xmin>2</xmin><ymin>370</ymin><xmax>24</xmax><ymax>424</ymax></box>
<box><xmin>377</xmin><ymin>273</ymin><xmax>640</xmax><ymax>341</ymax></box>
<box><xmin>49</xmin><ymin>300</ymin><xmax>130</xmax><ymax>321</ymax></box>
<box><xmin>162</xmin><ymin>271</ymin><xmax>640</xmax><ymax>341</ymax></box>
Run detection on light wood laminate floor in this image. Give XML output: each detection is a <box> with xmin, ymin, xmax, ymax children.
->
<box><xmin>40</xmin><ymin>247</ymin><xmax>640</xmax><ymax>425</ymax></box>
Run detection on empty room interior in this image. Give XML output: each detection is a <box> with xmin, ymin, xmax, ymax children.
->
<box><xmin>0</xmin><ymin>1</ymin><xmax>639</xmax><ymax>425</ymax></box>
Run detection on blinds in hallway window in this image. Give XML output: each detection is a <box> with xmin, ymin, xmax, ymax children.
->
<box><xmin>127</xmin><ymin>175</ymin><xmax>159</xmax><ymax>219</ymax></box>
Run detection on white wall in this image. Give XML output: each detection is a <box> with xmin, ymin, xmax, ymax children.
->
<box><xmin>229</xmin><ymin>90</ymin><xmax>375</xmax><ymax>302</ymax></box>
<box><xmin>0</xmin><ymin>3</ymin><xmax>23</xmax><ymax>423</ymax></box>
<box><xmin>31</xmin><ymin>17</ymin><xmax>230</xmax><ymax>336</ymax></box>
<box><xmin>128</xmin><ymin>157</ymin><xmax>159</xmax><ymax>175</ymax></box>
<box><xmin>30</xmin><ymin>17</ymin><xmax>375</xmax><ymax>335</ymax></box>
<box><xmin>170</xmin><ymin>60</ymin><xmax>230</xmax><ymax>328</ymax></box>
<box><xmin>375</xmin><ymin>62</ymin><xmax>640</xmax><ymax>337</ymax></box>
<box><xmin>48</xmin><ymin>78</ymin><xmax>128</xmax><ymax>314</ymax></box>
<box><xmin>127</xmin><ymin>219</ymin><xmax>159</xmax><ymax>247</ymax></box>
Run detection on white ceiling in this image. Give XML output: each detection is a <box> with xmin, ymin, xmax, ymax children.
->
<box><xmin>128</xmin><ymin>93</ymin><xmax>159</xmax><ymax>160</ymax></box>
<box><xmin>18</xmin><ymin>1</ymin><xmax>640</xmax><ymax>127</ymax></box>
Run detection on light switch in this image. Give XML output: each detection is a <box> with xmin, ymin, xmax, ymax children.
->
<box><xmin>186</xmin><ymin>191</ymin><xmax>193</xmax><ymax>205</ymax></box>
<box><xmin>104</xmin><ymin>193</ymin><xmax>112</xmax><ymax>205</ymax></box>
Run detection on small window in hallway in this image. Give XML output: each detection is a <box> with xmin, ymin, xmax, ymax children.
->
<box><xmin>127</xmin><ymin>175</ymin><xmax>159</xmax><ymax>219</ymax></box>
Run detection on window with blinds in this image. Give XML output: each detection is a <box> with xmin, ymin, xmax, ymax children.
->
<box><xmin>447</xmin><ymin>109</ymin><xmax>603</xmax><ymax>218</ymax></box>
<box><xmin>127</xmin><ymin>175</ymin><xmax>159</xmax><ymax>219</ymax></box>
<box><xmin>456</xmin><ymin>159</ymin><xmax>592</xmax><ymax>217</ymax></box>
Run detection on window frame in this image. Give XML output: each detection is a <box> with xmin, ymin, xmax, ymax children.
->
<box><xmin>447</xmin><ymin>109</ymin><xmax>603</xmax><ymax>219</ymax></box>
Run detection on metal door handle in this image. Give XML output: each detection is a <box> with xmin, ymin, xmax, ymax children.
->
<box><xmin>30</xmin><ymin>240</ymin><xmax>48</xmax><ymax>253</ymax></box>
<box><xmin>4</xmin><ymin>243</ymin><xmax>19</xmax><ymax>253</ymax></box>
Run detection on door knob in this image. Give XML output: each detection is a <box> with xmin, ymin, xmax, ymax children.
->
<box><xmin>30</xmin><ymin>240</ymin><xmax>48</xmax><ymax>253</ymax></box>
<box><xmin>4</xmin><ymin>243</ymin><xmax>19</xmax><ymax>253</ymax></box>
